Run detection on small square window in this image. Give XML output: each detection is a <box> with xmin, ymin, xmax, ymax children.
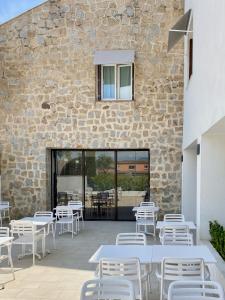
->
<box><xmin>97</xmin><ymin>64</ymin><xmax>133</xmax><ymax>101</ymax></box>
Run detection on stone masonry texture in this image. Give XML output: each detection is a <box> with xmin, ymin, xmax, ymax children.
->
<box><xmin>0</xmin><ymin>0</ymin><xmax>184</xmax><ymax>218</ymax></box>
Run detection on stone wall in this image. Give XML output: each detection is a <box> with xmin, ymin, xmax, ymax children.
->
<box><xmin>0</xmin><ymin>0</ymin><xmax>184</xmax><ymax>218</ymax></box>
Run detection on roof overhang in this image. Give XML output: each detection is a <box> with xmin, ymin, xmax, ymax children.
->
<box><xmin>93</xmin><ymin>50</ymin><xmax>135</xmax><ymax>65</ymax></box>
<box><xmin>168</xmin><ymin>9</ymin><xmax>192</xmax><ymax>52</ymax></box>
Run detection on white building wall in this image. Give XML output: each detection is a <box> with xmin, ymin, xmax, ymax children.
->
<box><xmin>183</xmin><ymin>0</ymin><xmax>225</xmax><ymax>149</ymax></box>
<box><xmin>182</xmin><ymin>145</ymin><xmax>197</xmax><ymax>222</ymax></box>
<box><xmin>200</xmin><ymin>135</ymin><xmax>225</xmax><ymax>239</ymax></box>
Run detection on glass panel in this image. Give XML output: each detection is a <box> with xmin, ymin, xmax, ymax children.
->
<box><xmin>103</xmin><ymin>66</ymin><xmax>115</xmax><ymax>99</ymax></box>
<box><xmin>117</xmin><ymin>150</ymin><xmax>149</xmax><ymax>220</ymax></box>
<box><xmin>56</xmin><ymin>151</ymin><xmax>83</xmax><ymax>206</ymax></box>
<box><xmin>119</xmin><ymin>66</ymin><xmax>131</xmax><ymax>99</ymax></box>
<box><xmin>85</xmin><ymin>151</ymin><xmax>115</xmax><ymax>220</ymax></box>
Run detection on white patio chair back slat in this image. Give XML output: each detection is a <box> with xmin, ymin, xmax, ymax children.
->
<box><xmin>80</xmin><ymin>278</ymin><xmax>135</xmax><ymax>300</ymax></box>
<box><xmin>160</xmin><ymin>258</ymin><xmax>205</xmax><ymax>300</ymax></box>
<box><xmin>140</xmin><ymin>202</ymin><xmax>155</xmax><ymax>207</ymax></box>
<box><xmin>162</xmin><ymin>232</ymin><xmax>193</xmax><ymax>246</ymax></box>
<box><xmin>164</xmin><ymin>214</ymin><xmax>185</xmax><ymax>222</ymax></box>
<box><xmin>116</xmin><ymin>233</ymin><xmax>147</xmax><ymax>245</ymax></box>
<box><xmin>99</xmin><ymin>257</ymin><xmax>143</xmax><ymax>300</ymax></box>
<box><xmin>68</xmin><ymin>200</ymin><xmax>82</xmax><ymax>206</ymax></box>
<box><xmin>34</xmin><ymin>211</ymin><xmax>53</xmax><ymax>218</ymax></box>
<box><xmin>0</xmin><ymin>227</ymin><xmax>9</xmax><ymax>237</ymax></box>
<box><xmin>168</xmin><ymin>280</ymin><xmax>225</xmax><ymax>300</ymax></box>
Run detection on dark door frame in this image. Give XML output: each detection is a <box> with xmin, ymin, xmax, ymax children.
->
<box><xmin>51</xmin><ymin>148</ymin><xmax>150</xmax><ymax>221</ymax></box>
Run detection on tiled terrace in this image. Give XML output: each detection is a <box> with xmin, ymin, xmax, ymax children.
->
<box><xmin>0</xmin><ymin>221</ymin><xmax>160</xmax><ymax>300</ymax></box>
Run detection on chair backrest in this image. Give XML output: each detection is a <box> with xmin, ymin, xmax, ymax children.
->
<box><xmin>162</xmin><ymin>232</ymin><xmax>193</xmax><ymax>246</ymax></box>
<box><xmin>55</xmin><ymin>207</ymin><xmax>73</xmax><ymax>218</ymax></box>
<box><xmin>164</xmin><ymin>214</ymin><xmax>185</xmax><ymax>222</ymax></box>
<box><xmin>136</xmin><ymin>209</ymin><xmax>155</xmax><ymax>220</ymax></box>
<box><xmin>80</xmin><ymin>278</ymin><xmax>135</xmax><ymax>300</ymax></box>
<box><xmin>0</xmin><ymin>227</ymin><xmax>9</xmax><ymax>237</ymax></box>
<box><xmin>168</xmin><ymin>280</ymin><xmax>225</xmax><ymax>300</ymax></box>
<box><xmin>162</xmin><ymin>258</ymin><xmax>205</xmax><ymax>282</ymax></box>
<box><xmin>99</xmin><ymin>257</ymin><xmax>142</xmax><ymax>286</ymax></box>
<box><xmin>10</xmin><ymin>220</ymin><xmax>35</xmax><ymax>235</ymax></box>
<box><xmin>34</xmin><ymin>211</ymin><xmax>53</xmax><ymax>218</ymax></box>
<box><xmin>116</xmin><ymin>233</ymin><xmax>146</xmax><ymax>245</ymax></box>
<box><xmin>68</xmin><ymin>200</ymin><xmax>82</xmax><ymax>206</ymax></box>
<box><xmin>140</xmin><ymin>201</ymin><xmax>155</xmax><ymax>207</ymax></box>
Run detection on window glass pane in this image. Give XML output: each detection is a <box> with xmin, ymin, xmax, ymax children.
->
<box><xmin>103</xmin><ymin>66</ymin><xmax>115</xmax><ymax>99</ymax></box>
<box><xmin>119</xmin><ymin>66</ymin><xmax>131</xmax><ymax>99</ymax></box>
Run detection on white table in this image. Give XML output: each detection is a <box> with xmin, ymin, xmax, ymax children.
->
<box><xmin>89</xmin><ymin>245</ymin><xmax>153</xmax><ymax>264</ymax></box>
<box><xmin>0</xmin><ymin>205</ymin><xmax>11</xmax><ymax>211</ymax></box>
<box><xmin>156</xmin><ymin>221</ymin><xmax>196</xmax><ymax>230</ymax></box>
<box><xmin>21</xmin><ymin>217</ymin><xmax>56</xmax><ymax>253</ymax></box>
<box><xmin>0</xmin><ymin>236</ymin><xmax>13</xmax><ymax>246</ymax></box>
<box><xmin>21</xmin><ymin>216</ymin><xmax>55</xmax><ymax>226</ymax></box>
<box><xmin>132</xmin><ymin>206</ymin><xmax>159</xmax><ymax>213</ymax></box>
<box><xmin>151</xmin><ymin>245</ymin><xmax>216</xmax><ymax>264</ymax></box>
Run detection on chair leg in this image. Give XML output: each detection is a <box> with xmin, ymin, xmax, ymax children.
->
<box><xmin>42</xmin><ymin>237</ymin><xmax>46</xmax><ymax>257</ymax></box>
<box><xmin>72</xmin><ymin>222</ymin><xmax>74</xmax><ymax>239</ymax></box>
<box><xmin>8</xmin><ymin>244</ymin><xmax>15</xmax><ymax>280</ymax></box>
<box><xmin>51</xmin><ymin>223</ymin><xmax>56</xmax><ymax>250</ymax></box>
<box><xmin>32</xmin><ymin>242</ymin><xmax>35</xmax><ymax>265</ymax></box>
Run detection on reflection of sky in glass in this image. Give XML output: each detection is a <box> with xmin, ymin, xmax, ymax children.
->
<box><xmin>117</xmin><ymin>151</ymin><xmax>148</xmax><ymax>162</ymax></box>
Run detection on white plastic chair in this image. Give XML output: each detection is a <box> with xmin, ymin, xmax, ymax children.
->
<box><xmin>136</xmin><ymin>209</ymin><xmax>156</xmax><ymax>237</ymax></box>
<box><xmin>116</xmin><ymin>233</ymin><xmax>147</xmax><ymax>245</ymax></box>
<box><xmin>162</xmin><ymin>232</ymin><xmax>193</xmax><ymax>246</ymax></box>
<box><xmin>68</xmin><ymin>200</ymin><xmax>84</xmax><ymax>229</ymax></box>
<box><xmin>0</xmin><ymin>227</ymin><xmax>14</xmax><ymax>288</ymax></box>
<box><xmin>99</xmin><ymin>257</ymin><xmax>148</xmax><ymax>300</ymax></box>
<box><xmin>80</xmin><ymin>278</ymin><xmax>135</xmax><ymax>300</ymax></box>
<box><xmin>164</xmin><ymin>214</ymin><xmax>185</xmax><ymax>222</ymax></box>
<box><xmin>10</xmin><ymin>220</ymin><xmax>45</xmax><ymax>265</ymax></box>
<box><xmin>159</xmin><ymin>225</ymin><xmax>190</xmax><ymax>244</ymax></box>
<box><xmin>168</xmin><ymin>280</ymin><xmax>225</xmax><ymax>300</ymax></box>
<box><xmin>140</xmin><ymin>202</ymin><xmax>155</xmax><ymax>207</ymax></box>
<box><xmin>55</xmin><ymin>207</ymin><xmax>79</xmax><ymax>238</ymax></box>
<box><xmin>0</xmin><ymin>201</ymin><xmax>10</xmax><ymax>225</ymax></box>
<box><xmin>160</xmin><ymin>258</ymin><xmax>205</xmax><ymax>300</ymax></box>
<box><xmin>34</xmin><ymin>211</ymin><xmax>56</xmax><ymax>250</ymax></box>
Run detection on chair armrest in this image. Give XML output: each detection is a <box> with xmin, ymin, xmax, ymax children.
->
<box><xmin>35</xmin><ymin>227</ymin><xmax>46</xmax><ymax>235</ymax></box>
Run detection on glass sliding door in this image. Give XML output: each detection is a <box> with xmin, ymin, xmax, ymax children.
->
<box><xmin>117</xmin><ymin>150</ymin><xmax>149</xmax><ymax>220</ymax></box>
<box><xmin>84</xmin><ymin>151</ymin><xmax>116</xmax><ymax>220</ymax></box>
<box><xmin>55</xmin><ymin>150</ymin><xmax>83</xmax><ymax>206</ymax></box>
<box><xmin>52</xmin><ymin>149</ymin><xmax>149</xmax><ymax>220</ymax></box>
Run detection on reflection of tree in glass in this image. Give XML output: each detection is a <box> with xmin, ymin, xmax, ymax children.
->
<box><xmin>96</xmin><ymin>155</ymin><xmax>114</xmax><ymax>173</ymax></box>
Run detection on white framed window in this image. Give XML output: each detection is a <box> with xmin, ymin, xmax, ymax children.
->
<box><xmin>100</xmin><ymin>64</ymin><xmax>133</xmax><ymax>101</ymax></box>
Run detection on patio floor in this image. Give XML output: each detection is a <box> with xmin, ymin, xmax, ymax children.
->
<box><xmin>0</xmin><ymin>221</ymin><xmax>160</xmax><ymax>300</ymax></box>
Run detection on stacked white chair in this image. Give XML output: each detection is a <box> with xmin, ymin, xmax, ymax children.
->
<box><xmin>116</xmin><ymin>233</ymin><xmax>151</xmax><ymax>291</ymax></box>
<box><xmin>80</xmin><ymin>278</ymin><xmax>135</xmax><ymax>300</ymax></box>
<box><xmin>55</xmin><ymin>207</ymin><xmax>79</xmax><ymax>238</ymax></box>
<box><xmin>168</xmin><ymin>280</ymin><xmax>225</xmax><ymax>300</ymax></box>
<box><xmin>68</xmin><ymin>200</ymin><xmax>84</xmax><ymax>229</ymax></box>
<box><xmin>34</xmin><ymin>211</ymin><xmax>56</xmax><ymax>249</ymax></box>
<box><xmin>136</xmin><ymin>208</ymin><xmax>156</xmax><ymax>237</ymax></box>
<box><xmin>99</xmin><ymin>257</ymin><xmax>148</xmax><ymax>300</ymax></box>
<box><xmin>160</xmin><ymin>258</ymin><xmax>205</xmax><ymax>300</ymax></box>
<box><xmin>11</xmin><ymin>220</ymin><xmax>45</xmax><ymax>265</ymax></box>
<box><xmin>0</xmin><ymin>227</ymin><xmax>14</xmax><ymax>288</ymax></box>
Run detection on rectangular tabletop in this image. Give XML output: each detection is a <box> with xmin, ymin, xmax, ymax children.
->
<box><xmin>0</xmin><ymin>205</ymin><xmax>11</xmax><ymax>211</ymax></box>
<box><xmin>0</xmin><ymin>237</ymin><xmax>13</xmax><ymax>246</ymax></box>
<box><xmin>132</xmin><ymin>207</ymin><xmax>159</xmax><ymax>212</ymax></box>
<box><xmin>152</xmin><ymin>245</ymin><xmax>216</xmax><ymax>264</ymax></box>
<box><xmin>21</xmin><ymin>217</ymin><xmax>55</xmax><ymax>226</ymax></box>
<box><xmin>156</xmin><ymin>221</ymin><xmax>196</xmax><ymax>230</ymax></box>
<box><xmin>89</xmin><ymin>245</ymin><xmax>153</xmax><ymax>264</ymax></box>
